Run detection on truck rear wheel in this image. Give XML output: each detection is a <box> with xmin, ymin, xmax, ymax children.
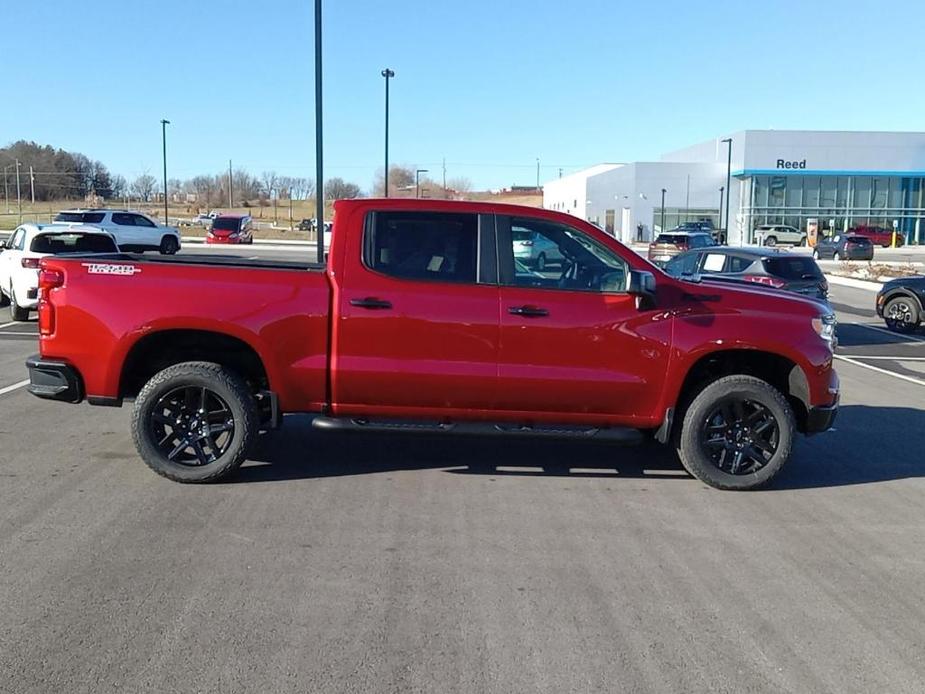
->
<box><xmin>131</xmin><ymin>361</ymin><xmax>258</xmax><ymax>483</ymax></box>
<box><xmin>676</xmin><ymin>375</ymin><xmax>795</xmax><ymax>491</ymax></box>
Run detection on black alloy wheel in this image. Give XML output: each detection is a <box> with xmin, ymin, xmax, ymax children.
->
<box><xmin>150</xmin><ymin>385</ymin><xmax>235</xmax><ymax>466</ymax></box>
<box><xmin>699</xmin><ymin>398</ymin><xmax>780</xmax><ymax>475</ymax></box>
<box><xmin>884</xmin><ymin>297</ymin><xmax>921</xmax><ymax>333</ymax></box>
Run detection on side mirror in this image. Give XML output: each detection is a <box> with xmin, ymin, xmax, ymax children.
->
<box><xmin>628</xmin><ymin>269</ymin><xmax>657</xmax><ymax>309</ymax></box>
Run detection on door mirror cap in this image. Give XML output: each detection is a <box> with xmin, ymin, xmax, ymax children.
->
<box><xmin>628</xmin><ymin>269</ymin><xmax>657</xmax><ymax>309</ymax></box>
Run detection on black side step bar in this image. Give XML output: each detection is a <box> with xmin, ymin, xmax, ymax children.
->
<box><xmin>311</xmin><ymin>416</ymin><xmax>643</xmax><ymax>445</ymax></box>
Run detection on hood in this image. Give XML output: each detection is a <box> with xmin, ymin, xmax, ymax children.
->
<box><xmin>672</xmin><ymin>275</ymin><xmax>829</xmax><ymax>318</ymax></box>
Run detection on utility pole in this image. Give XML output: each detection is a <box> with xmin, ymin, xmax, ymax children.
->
<box><xmin>536</xmin><ymin>158</ymin><xmax>540</xmax><ymax>190</ymax></box>
<box><xmin>442</xmin><ymin>157</ymin><xmax>447</xmax><ymax>198</ymax></box>
<box><xmin>161</xmin><ymin>119</ymin><xmax>170</xmax><ymax>224</ymax></box>
<box><xmin>660</xmin><ymin>188</ymin><xmax>667</xmax><ymax>233</ymax></box>
<box><xmin>15</xmin><ymin>160</ymin><xmax>22</xmax><ymax>224</ymax></box>
<box><xmin>381</xmin><ymin>68</ymin><xmax>395</xmax><ymax>197</ymax></box>
<box><xmin>289</xmin><ymin>187</ymin><xmax>294</xmax><ymax>231</ymax></box>
<box><xmin>29</xmin><ymin>166</ymin><xmax>35</xmax><ymax>205</ymax></box>
<box><xmin>228</xmin><ymin>159</ymin><xmax>233</xmax><ymax>207</ymax></box>
<box><xmin>315</xmin><ymin>0</ymin><xmax>325</xmax><ymax>261</ymax></box>
<box><xmin>3</xmin><ymin>164</ymin><xmax>10</xmax><ymax>212</ymax></box>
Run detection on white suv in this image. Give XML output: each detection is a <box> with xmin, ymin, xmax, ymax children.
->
<box><xmin>753</xmin><ymin>224</ymin><xmax>806</xmax><ymax>247</ymax></box>
<box><xmin>53</xmin><ymin>209</ymin><xmax>181</xmax><ymax>254</ymax></box>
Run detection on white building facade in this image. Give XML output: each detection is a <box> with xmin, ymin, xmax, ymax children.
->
<box><xmin>544</xmin><ymin>130</ymin><xmax>925</xmax><ymax>245</ymax></box>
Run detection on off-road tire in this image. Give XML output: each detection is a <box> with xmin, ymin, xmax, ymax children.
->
<box><xmin>132</xmin><ymin>361</ymin><xmax>258</xmax><ymax>483</ymax></box>
<box><xmin>676</xmin><ymin>375</ymin><xmax>795</xmax><ymax>491</ymax></box>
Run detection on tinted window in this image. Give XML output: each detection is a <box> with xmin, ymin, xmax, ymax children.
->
<box><xmin>726</xmin><ymin>255</ymin><xmax>755</xmax><ymax>273</ymax></box>
<box><xmin>111</xmin><ymin>213</ymin><xmax>135</xmax><ymax>226</ymax></box>
<box><xmin>132</xmin><ymin>215</ymin><xmax>156</xmax><ymax>228</ymax></box>
<box><xmin>54</xmin><ymin>212</ymin><xmax>105</xmax><ymax>224</ymax></box>
<box><xmin>763</xmin><ymin>257</ymin><xmax>823</xmax><ymax>280</ymax></box>
<box><xmin>30</xmin><ymin>233</ymin><xmax>118</xmax><ymax>254</ymax></box>
<box><xmin>655</xmin><ymin>233</ymin><xmax>688</xmax><ymax>244</ymax></box>
<box><xmin>212</xmin><ymin>217</ymin><xmax>242</xmax><ymax>231</ymax></box>
<box><xmin>846</xmin><ymin>236</ymin><xmax>872</xmax><ymax>246</ymax></box>
<box><xmin>366</xmin><ymin>211</ymin><xmax>478</xmax><ymax>284</ymax></box>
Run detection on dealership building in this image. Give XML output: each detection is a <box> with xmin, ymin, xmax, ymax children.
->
<box><xmin>543</xmin><ymin>130</ymin><xmax>925</xmax><ymax>245</ymax></box>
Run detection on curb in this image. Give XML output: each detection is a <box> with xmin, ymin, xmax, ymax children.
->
<box><xmin>824</xmin><ymin>275</ymin><xmax>884</xmax><ymax>292</ymax></box>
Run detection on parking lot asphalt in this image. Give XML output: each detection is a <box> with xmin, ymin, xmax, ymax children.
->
<box><xmin>1</xmin><ymin>284</ymin><xmax>924</xmax><ymax>693</ymax></box>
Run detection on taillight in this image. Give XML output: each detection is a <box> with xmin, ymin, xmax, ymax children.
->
<box><xmin>37</xmin><ymin>267</ymin><xmax>64</xmax><ymax>336</ymax></box>
<box><xmin>744</xmin><ymin>275</ymin><xmax>786</xmax><ymax>289</ymax></box>
<box><xmin>677</xmin><ymin>243</ymin><xmax>689</xmax><ymax>250</ymax></box>
<box><xmin>21</xmin><ymin>257</ymin><xmax>40</xmax><ymax>269</ymax></box>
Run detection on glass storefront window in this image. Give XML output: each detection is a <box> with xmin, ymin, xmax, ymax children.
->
<box><xmin>803</xmin><ymin>177</ymin><xmax>820</xmax><ymax>208</ymax></box>
<box><xmin>752</xmin><ymin>176</ymin><xmax>767</xmax><ymax>207</ymax></box>
<box><xmin>852</xmin><ymin>177</ymin><xmax>871</xmax><ymax>208</ymax></box>
<box><xmin>871</xmin><ymin>177</ymin><xmax>888</xmax><ymax>209</ymax></box>
<box><xmin>768</xmin><ymin>176</ymin><xmax>785</xmax><ymax>207</ymax></box>
<box><xmin>821</xmin><ymin>177</ymin><xmax>837</xmax><ymax>207</ymax></box>
<box><xmin>888</xmin><ymin>177</ymin><xmax>903</xmax><ymax>209</ymax></box>
<box><xmin>785</xmin><ymin>177</ymin><xmax>801</xmax><ymax>208</ymax></box>
<box><xmin>836</xmin><ymin>176</ymin><xmax>849</xmax><ymax>208</ymax></box>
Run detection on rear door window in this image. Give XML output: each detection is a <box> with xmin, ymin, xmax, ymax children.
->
<box><xmin>365</xmin><ymin>211</ymin><xmax>479</xmax><ymax>284</ymax></box>
<box><xmin>111</xmin><ymin>213</ymin><xmax>135</xmax><ymax>226</ymax></box>
<box><xmin>763</xmin><ymin>257</ymin><xmax>823</xmax><ymax>280</ymax></box>
<box><xmin>725</xmin><ymin>255</ymin><xmax>754</xmax><ymax>273</ymax></box>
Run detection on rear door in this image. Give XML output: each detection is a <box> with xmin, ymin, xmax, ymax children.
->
<box><xmin>0</xmin><ymin>227</ymin><xmax>27</xmax><ymax>293</ymax></box>
<box><xmin>495</xmin><ymin>215</ymin><xmax>671</xmax><ymax>424</ymax></box>
<box><xmin>331</xmin><ymin>209</ymin><xmax>500</xmax><ymax>417</ymax></box>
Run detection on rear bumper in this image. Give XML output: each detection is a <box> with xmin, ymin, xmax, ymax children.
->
<box><xmin>25</xmin><ymin>355</ymin><xmax>83</xmax><ymax>403</ymax></box>
<box><xmin>205</xmin><ymin>235</ymin><xmax>243</xmax><ymax>244</ymax></box>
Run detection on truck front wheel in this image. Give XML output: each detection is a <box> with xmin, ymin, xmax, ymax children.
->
<box><xmin>676</xmin><ymin>375</ymin><xmax>795</xmax><ymax>491</ymax></box>
<box><xmin>131</xmin><ymin>361</ymin><xmax>258</xmax><ymax>483</ymax></box>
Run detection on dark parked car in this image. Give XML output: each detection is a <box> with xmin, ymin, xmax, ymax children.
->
<box><xmin>876</xmin><ymin>276</ymin><xmax>924</xmax><ymax>333</ymax></box>
<box><xmin>813</xmin><ymin>234</ymin><xmax>874</xmax><ymax>261</ymax></box>
<box><xmin>647</xmin><ymin>231</ymin><xmax>715</xmax><ymax>266</ymax></box>
<box><xmin>664</xmin><ymin>246</ymin><xmax>828</xmax><ymax>300</ymax></box>
<box><xmin>298</xmin><ymin>219</ymin><xmax>313</xmax><ymax>231</ymax></box>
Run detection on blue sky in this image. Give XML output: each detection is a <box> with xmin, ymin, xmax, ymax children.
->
<box><xmin>3</xmin><ymin>0</ymin><xmax>924</xmax><ymax>191</ymax></box>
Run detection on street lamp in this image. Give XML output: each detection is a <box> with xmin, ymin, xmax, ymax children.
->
<box><xmin>161</xmin><ymin>119</ymin><xmax>170</xmax><ymax>224</ymax></box>
<box><xmin>718</xmin><ymin>186</ymin><xmax>724</xmax><ymax>241</ymax></box>
<box><xmin>415</xmin><ymin>169</ymin><xmax>428</xmax><ymax>198</ymax></box>
<box><xmin>660</xmin><ymin>188</ymin><xmax>667</xmax><ymax>233</ymax></box>
<box><xmin>381</xmin><ymin>68</ymin><xmax>395</xmax><ymax>197</ymax></box>
<box><xmin>721</xmin><ymin>137</ymin><xmax>732</xmax><ymax>243</ymax></box>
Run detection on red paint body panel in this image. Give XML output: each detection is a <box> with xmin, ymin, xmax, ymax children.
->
<box><xmin>38</xmin><ymin>198</ymin><xmax>838</xmax><ymax>432</ymax></box>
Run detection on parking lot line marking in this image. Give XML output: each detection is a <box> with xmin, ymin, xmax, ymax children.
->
<box><xmin>835</xmin><ymin>355</ymin><xmax>925</xmax><ymax>387</ymax></box>
<box><xmin>851</xmin><ymin>322</ymin><xmax>925</xmax><ymax>345</ymax></box>
<box><xmin>0</xmin><ymin>331</ymin><xmax>38</xmax><ymax>336</ymax></box>
<box><xmin>838</xmin><ymin>355</ymin><xmax>925</xmax><ymax>361</ymax></box>
<box><xmin>0</xmin><ymin>321</ymin><xmax>20</xmax><ymax>329</ymax></box>
<box><xmin>0</xmin><ymin>379</ymin><xmax>29</xmax><ymax>396</ymax></box>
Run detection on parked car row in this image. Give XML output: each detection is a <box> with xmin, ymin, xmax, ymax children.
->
<box><xmin>53</xmin><ymin>209</ymin><xmax>181</xmax><ymax>254</ymax></box>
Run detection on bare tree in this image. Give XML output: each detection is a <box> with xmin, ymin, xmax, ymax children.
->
<box><xmin>324</xmin><ymin>177</ymin><xmax>362</xmax><ymax>200</ymax></box>
<box><xmin>131</xmin><ymin>173</ymin><xmax>157</xmax><ymax>202</ymax></box>
<box><xmin>373</xmin><ymin>164</ymin><xmax>416</xmax><ymax>195</ymax></box>
<box><xmin>260</xmin><ymin>170</ymin><xmax>278</xmax><ymax>200</ymax></box>
<box><xmin>446</xmin><ymin>176</ymin><xmax>473</xmax><ymax>195</ymax></box>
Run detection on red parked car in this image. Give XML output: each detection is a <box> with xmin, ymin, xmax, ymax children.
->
<box><xmin>848</xmin><ymin>225</ymin><xmax>903</xmax><ymax>248</ymax></box>
<box><xmin>206</xmin><ymin>214</ymin><xmax>254</xmax><ymax>244</ymax></box>
<box><xmin>26</xmin><ymin>199</ymin><xmax>839</xmax><ymax>491</ymax></box>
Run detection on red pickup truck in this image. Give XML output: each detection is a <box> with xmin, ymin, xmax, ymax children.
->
<box><xmin>26</xmin><ymin>199</ymin><xmax>839</xmax><ymax>490</ymax></box>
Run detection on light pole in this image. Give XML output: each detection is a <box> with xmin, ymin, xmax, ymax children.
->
<box><xmin>3</xmin><ymin>163</ymin><xmax>11</xmax><ymax>212</ymax></box>
<box><xmin>161</xmin><ymin>119</ymin><xmax>170</xmax><ymax>224</ymax></box>
<box><xmin>314</xmin><ymin>0</ymin><xmax>324</xmax><ymax>262</ymax></box>
<box><xmin>381</xmin><ymin>68</ymin><xmax>395</xmax><ymax>197</ymax></box>
<box><xmin>721</xmin><ymin>137</ymin><xmax>732</xmax><ymax>242</ymax></box>
<box><xmin>660</xmin><ymin>188</ymin><xmax>667</xmax><ymax>233</ymax></box>
<box><xmin>536</xmin><ymin>158</ymin><xmax>540</xmax><ymax>190</ymax></box>
<box><xmin>15</xmin><ymin>160</ymin><xmax>22</xmax><ymax>224</ymax></box>
<box><xmin>718</xmin><ymin>186</ymin><xmax>724</xmax><ymax>241</ymax></box>
<box><xmin>416</xmin><ymin>169</ymin><xmax>428</xmax><ymax>198</ymax></box>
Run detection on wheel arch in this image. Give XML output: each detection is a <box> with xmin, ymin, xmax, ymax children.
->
<box><xmin>671</xmin><ymin>348</ymin><xmax>812</xmax><ymax>434</ymax></box>
<box><xmin>882</xmin><ymin>289</ymin><xmax>924</xmax><ymax>314</ymax></box>
<box><xmin>119</xmin><ymin>329</ymin><xmax>270</xmax><ymax>400</ymax></box>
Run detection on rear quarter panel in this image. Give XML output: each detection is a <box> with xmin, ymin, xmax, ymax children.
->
<box><xmin>39</xmin><ymin>258</ymin><xmax>331</xmax><ymax>410</ymax></box>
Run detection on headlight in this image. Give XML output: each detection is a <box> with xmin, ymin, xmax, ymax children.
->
<box><xmin>812</xmin><ymin>313</ymin><xmax>837</xmax><ymax>346</ymax></box>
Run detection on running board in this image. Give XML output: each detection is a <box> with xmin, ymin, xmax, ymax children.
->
<box><xmin>311</xmin><ymin>416</ymin><xmax>643</xmax><ymax>445</ymax></box>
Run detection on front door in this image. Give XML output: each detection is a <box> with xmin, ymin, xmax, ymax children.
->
<box><xmin>332</xmin><ymin>209</ymin><xmax>500</xmax><ymax>418</ymax></box>
<box><xmin>495</xmin><ymin>215</ymin><xmax>671</xmax><ymax>426</ymax></box>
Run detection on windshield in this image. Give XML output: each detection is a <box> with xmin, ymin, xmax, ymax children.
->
<box><xmin>30</xmin><ymin>232</ymin><xmax>117</xmax><ymax>254</ymax></box>
<box><xmin>212</xmin><ymin>218</ymin><xmax>242</xmax><ymax>232</ymax></box>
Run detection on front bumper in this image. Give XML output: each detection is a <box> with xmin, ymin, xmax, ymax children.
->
<box><xmin>805</xmin><ymin>402</ymin><xmax>838</xmax><ymax>434</ymax></box>
<box><xmin>25</xmin><ymin>356</ymin><xmax>83</xmax><ymax>403</ymax></box>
